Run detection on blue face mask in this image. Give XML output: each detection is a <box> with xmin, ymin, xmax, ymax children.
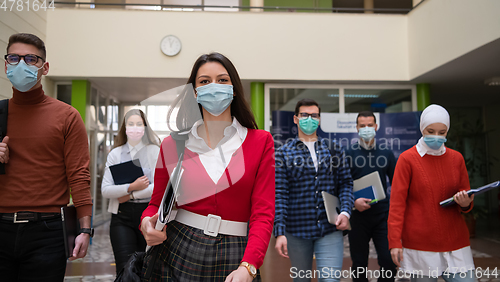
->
<box><xmin>196</xmin><ymin>83</ymin><xmax>234</xmax><ymax>116</ymax></box>
<box><xmin>298</xmin><ymin>117</ymin><xmax>319</xmax><ymax>135</ymax></box>
<box><xmin>358</xmin><ymin>127</ymin><xmax>376</xmax><ymax>142</ymax></box>
<box><xmin>424</xmin><ymin>135</ymin><xmax>447</xmax><ymax>150</ymax></box>
<box><xmin>6</xmin><ymin>60</ymin><xmax>43</xmax><ymax>92</ymax></box>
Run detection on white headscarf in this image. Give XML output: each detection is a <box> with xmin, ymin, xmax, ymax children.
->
<box><xmin>416</xmin><ymin>104</ymin><xmax>450</xmax><ymax>157</ymax></box>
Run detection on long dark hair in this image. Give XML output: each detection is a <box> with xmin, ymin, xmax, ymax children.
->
<box><xmin>114</xmin><ymin>109</ymin><xmax>160</xmax><ymax>148</ymax></box>
<box><xmin>187</xmin><ymin>52</ymin><xmax>258</xmax><ymax>130</ymax></box>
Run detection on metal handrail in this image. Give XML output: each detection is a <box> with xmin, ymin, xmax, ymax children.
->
<box><xmin>53</xmin><ymin>2</ymin><xmax>413</xmax><ymax>14</ymax></box>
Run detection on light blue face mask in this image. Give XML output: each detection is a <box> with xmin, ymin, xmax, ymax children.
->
<box><xmin>423</xmin><ymin>135</ymin><xmax>447</xmax><ymax>150</ymax></box>
<box><xmin>358</xmin><ymin>127</ymin><xmax>376</xmax><ymax>142</ymax></box>
<box><xmin>298</xmin><ymin>117</ymin><xmax>319</xmax><ymax>135</ymax></box>
<box><xmin>196</xmin><ymin>83</ymin><xmax>234</xmax><ymax>116</ymax></box>
<box><xmin>6</xmin><ymin>60</ymin><xmax>43</xmax><ymax>92</ymax></box>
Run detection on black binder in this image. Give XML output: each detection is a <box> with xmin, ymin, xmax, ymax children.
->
<box><xmin>109</xmin><ymin>160</ymin><xmax>144</xmax><ymax>185</ymax></box>
<box><xmin>61</xmin><ymin>205</ymin><xmax>79</xmax><ymax>259</ymax></box>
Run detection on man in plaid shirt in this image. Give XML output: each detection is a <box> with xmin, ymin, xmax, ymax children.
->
<box><xmin>274</xmin><ymin>99</ymin><xmax>354</xmax><ymax>282</ymax></box>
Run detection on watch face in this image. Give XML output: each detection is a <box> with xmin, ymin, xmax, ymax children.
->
<box><xmin>249</xmin><ymin>265</ymin><xmax>257</xmax><ymax>275</ymax></box>
<box><xmin>160</xmin><ymin>35</ymin><xmax>182</xmax><ymax>56</ymax></box>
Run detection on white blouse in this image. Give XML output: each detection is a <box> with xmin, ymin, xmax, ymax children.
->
<box><xmin>185</xmin><ymin>118</ymin><xmax>247</xmax><ymax>184</ymax></box>
<box><xmin>401</xmin><ymin>246</ymin><xmax>475</xmax><ymax>275</ymax></box>
<box><xmin>101</xmin><ymin>142</ymin><xmax>160</xmax><ymax>214</ymax></box>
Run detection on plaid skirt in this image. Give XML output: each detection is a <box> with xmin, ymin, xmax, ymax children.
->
<box><xmin>141</xmin><ymin>220</ymin><xmax>261</xmax><ymax>282</ymax></box>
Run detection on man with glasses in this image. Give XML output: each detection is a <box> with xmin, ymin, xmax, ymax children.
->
<box><xmin>0</xmin><ymin>33</ymin><xmax>93</xmax><ymax>281</ymax></box>
<box><xmin>274</xmin><ymin>98</ymin><xmax>354</xmax><ymax>282</ymax></box>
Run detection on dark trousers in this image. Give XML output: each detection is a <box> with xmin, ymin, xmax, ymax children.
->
<box><xmin>348</xmin><ymin>211</ymin><xmax>396</xmax><ymax>282</ymax></box>
<box><xmin>110</xmin><ymin>201</ymin><xmax>148</xmax><ymax>274</ymax></box>
<box><xmin>0</xmin><ymin>217</ymin><xmax>66</xmax><ymax>282</ymax></box>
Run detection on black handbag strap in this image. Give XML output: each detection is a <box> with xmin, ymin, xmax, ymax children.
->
<box><xmin>143</xmin><ymin>245</ymin><xmax>160</xmax><ymax>280</ymax></box>
<box><xmin>0</xmin><ymin>99</ymin><xmax>8</xmax><ymax>175</ymax></box>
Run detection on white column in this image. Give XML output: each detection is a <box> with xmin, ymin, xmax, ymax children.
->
<box><xmin>364</xmin><ymin>0</ymin><xmax>374</xmax><ymax>14</ymax></box>
<box><xmin>250</xmin><ymin>0</ymin><xmax>263</xmax><ymax>12</ymax></box>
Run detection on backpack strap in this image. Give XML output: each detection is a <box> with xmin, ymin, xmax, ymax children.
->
<box><xmin>0</xmin><ymin>99</ymin><xmax>8</xmax><ymax>175</ymax></box>
<box><xmin>0</xmin><ymin>99</ymin><xmax>8</xmax><ymax>141</ymax></box>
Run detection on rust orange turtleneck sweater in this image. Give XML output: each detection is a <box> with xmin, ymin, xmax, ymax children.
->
<box><xmin>0</xmin><ymin>86</ymin><xmax>92</xmax><ymax>218</ymax></box>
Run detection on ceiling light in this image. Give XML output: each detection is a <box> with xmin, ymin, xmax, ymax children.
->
<box><xmin>485</xmin><ymin>77</ymin><xmax>500</xmax><ymax>86</ymax></box>
<box><xmin>327</xmin><ymin>94</ymin><xmax>379</xmax><ymax>98</ymax></box>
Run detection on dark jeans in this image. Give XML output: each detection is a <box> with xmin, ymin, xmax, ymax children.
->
<box><xmin>110</xmin><ymin>201</ymin><xmax>148</xmax><ymax>274</ymax></box>
<box><xmin>348</xmin><ymin>211</ymin><xmax>396</xmax><ymax>282</ymax></box>
<box><xmin>0</xmin><ymin>216</ymin><xmax>66</xmax><ymax>282</ymax></box>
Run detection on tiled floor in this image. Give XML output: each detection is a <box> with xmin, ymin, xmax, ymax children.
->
<box><xmin>64</xmin><ymin>215</ymin><xmax>500</xmax><ymax>282</ymax></box>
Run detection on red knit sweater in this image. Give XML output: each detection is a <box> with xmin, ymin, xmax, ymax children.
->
<box><xmin>388</xmin><ymin>146</ymin><xmax>473</xmax><ymax>252</ymax></box>
<box><xmin>142</xmin><ymin>129</ymin><xmax>275</xmax><ymax>269</ymax></box>
<box><xmin>0</xmin><ymin>87</ymin><xmax>92</xmax><ymax>218</ymax></box>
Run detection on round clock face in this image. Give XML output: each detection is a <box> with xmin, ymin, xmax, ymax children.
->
<box><xmin>160</xmin><ymin>35</ymin><xmax>182</xmax><ymax>56</ymax></box>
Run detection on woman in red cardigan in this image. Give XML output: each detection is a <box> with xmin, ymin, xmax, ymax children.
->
<box><xmin>139</xmin><ymin>53</ymin><xmax>275</xmax><ymax>282</ymax></box>
<box><xmin>388</xmin><ymin>104</ymin><xmax>475</xmax><ymax>282</ymax></box>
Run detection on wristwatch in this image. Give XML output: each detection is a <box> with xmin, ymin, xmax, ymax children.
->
<box><xmin>240</xmin><ymin>262</ymin><xmax>257</xmax><ymax>278</ymax></box>
<box><xmin>79</xmin><ymin>228</ymin><xmax>94</xmax><ymax>238</ymax></box>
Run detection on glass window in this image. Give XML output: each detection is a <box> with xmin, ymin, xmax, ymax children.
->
<box><xmin>89</xmin><ymin>88</ymin><xmax>98</xmax><ymax>125</ymax></box>
<box><xmin>98</xmin><ymin>95</ymin><xmax>107</xmax><ymax>128</ymax></box>
<box><xmin>56</xmin><ymin>84</ymin><xmax>72</xmax><ymax>105</ymax></box>
<box><xmin>271</xmin><ymin>88</ymin><xmax>340</xmax><ymax>114</ymax></box>
<box><xmin>344</xmin><ymin>89</ymin><xmax>412</xmax><ymax>113</ymax></box>
<box><xmin>147</xmin><ymin>105</ymin><xmax>170</xmax><ymax>132</ymax></box>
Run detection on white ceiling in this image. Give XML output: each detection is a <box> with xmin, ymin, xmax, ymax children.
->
<box><xmin>53</xmin><ymin>37</ymin><xmax>500</xmax><ymax>108</ymax></box>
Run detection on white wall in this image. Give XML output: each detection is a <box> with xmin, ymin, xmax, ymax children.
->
<box><xmin>0</xmin><ymin>10</ymin><xmax>55</xmax><ymax>99</ymax></box>
<box><xmin>408</xmin><ymin>0</ymin><xmax>500</xmax><ymax>79</ymax></box>
<box><xmin>46</xmin><ymin>9</ymin><xmax>409</xmax><ymax>82</ymax></box>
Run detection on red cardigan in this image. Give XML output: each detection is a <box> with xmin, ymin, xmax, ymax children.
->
<box><xmin>388</xmin><ymin>146</ymin><xmax>473</xmax><ymax>252</ymax></box>
<box><xmin>142</xmin><ymin>129</ymin><xmax>275</xmax><ymax>269</ymax></box>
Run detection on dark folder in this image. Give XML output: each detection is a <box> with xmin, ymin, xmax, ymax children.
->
<box><xmin>109</xmin><ymin>160</ymin><xmax>144</xmax><ymax>185</ymax></box>
<box><xmin>61</xmin><ymin>205</ymin><xmax>79</xmax><ymax>259</ymax></box>
<box><xmin>440</xmin><ymin>181</ymin><xmax>500</xmax><ymax>207</ymax></box>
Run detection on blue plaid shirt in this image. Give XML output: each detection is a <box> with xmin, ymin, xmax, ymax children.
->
<box><xmin>274</xmin><ymin>136</ymin><xmax>354</xmax><ymax>239</ymax></box>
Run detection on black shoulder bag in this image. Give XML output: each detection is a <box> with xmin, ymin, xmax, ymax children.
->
<box><xmin>0</xmin><ymin>99</ymin><xmax>8</xmax><ymax>175</ymax></box>
<box><xmin>114</xmin><ymin>132</ymin><xmax>188</xmax><ymax>282</ymax></box>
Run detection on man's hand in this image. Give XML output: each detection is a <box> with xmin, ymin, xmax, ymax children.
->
<box><xmin>224</xmin><ymin>266</ymin><xmax>254</xmax><ymax>282</ymax></box>
<box><xmin>141</xmin><ymin>214</ymin><xmax>167</xmax><ymax>246</ymax></box>
<box><xmin>129</xmin><ymin>176</ymin><xmax>149</xmax><ymax>192</ymax></box>
<box><xmin>390</xmin><ymin>248</ymin><xmax>403</xmax><ymax>267</ymax></box>
<box><xmin>0</xmin><ymin>136</ymin><xmax>9</xmax><ymax>164</ymax></box>
<box><xmin>335</xmin><ymin>214</ymin><xmax>350</xmax><ymax>230</ymax></box>
<box><xmin>274</xmin><ymin>235</ymin><xmax>289</xmax><ymax>258</ymax></box>
<box><xmin>354</xmin><ymin>198</ymin><xmax>372</xmax><ymax>212</ymax></box>
<box><xmin>454</xmin><ymin>191</ymin><xmax>474</xmax><ymax>208</ymax></box>
<box><xmin>69</xmin><ymin>233</ymin><xmax>90</xmax><ymax>261</ymax></box>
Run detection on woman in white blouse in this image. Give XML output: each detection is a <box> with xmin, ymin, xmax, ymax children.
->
<box><xmin>101</xmin><ymin>109</ymin><xmax>160</xmax><ymax>274</ymax></box>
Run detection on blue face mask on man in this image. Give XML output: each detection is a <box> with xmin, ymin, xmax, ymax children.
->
<box><xmin>196</xmin><ymin>83</ymin><xmax>234</xmax><ymax>116</ymax></box>
<box><xmin>423</xmin><ymin>135</ymin><xmax>447</xmax><ymax>150</ymax></box>
<box><xmin>6</xmin><ymin>60</ymin><xmax>43</xmax><ymax>92</ymax></box>
<box><xmin>298</xmin><ymin>117</ymin><xmax>319</xmax><ymax>135</ymax></box>
<box><xmin>358</xmin><ymin>127</ymin><xmax>376</xmax><ymax>142</ymax></box>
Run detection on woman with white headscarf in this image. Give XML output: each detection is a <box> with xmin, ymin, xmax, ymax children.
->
<box><xmin>388</xmin><ymin>104</ymin><xmax>475</xmax><ymax>282</ymax></box>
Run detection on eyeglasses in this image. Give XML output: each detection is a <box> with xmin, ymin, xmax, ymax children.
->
<box><xmin>4</xmin><ymin>54</ymin><xmax>45</xmax><ymax>66</ymax></box>
<box><xmin>298</xmin><ymin>112</ymin><xmax>320</xmax><ymax>119</ymax></box>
